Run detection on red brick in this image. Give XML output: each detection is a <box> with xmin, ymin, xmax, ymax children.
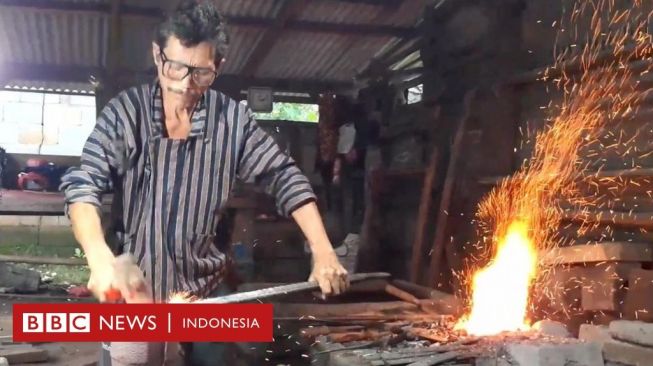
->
<box><xmin>579</xmin><ymin>263</ymin><xmax>636</xmax><ymax>311</ymax></box>
<box><xmin>624</xmin><ymin>269</ymin><xmax>653</xmax><ymax>322</ymax></box>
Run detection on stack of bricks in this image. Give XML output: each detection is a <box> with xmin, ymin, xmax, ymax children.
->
<box><xmin>534</xmin><ymin>242</ymin><xmax>653</xmax><ymax>333</ymax></box>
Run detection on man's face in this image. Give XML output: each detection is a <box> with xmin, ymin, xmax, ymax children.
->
<box><xmin>152</xmin><ymin>35</ymin><xmax>223</xmax><ymax>104</ymax></box>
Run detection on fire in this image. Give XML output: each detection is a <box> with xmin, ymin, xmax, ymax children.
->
<box><xmin>168</xmin><ymin>292</ymin><xmax>196</xmax><ymax>304</ymax></box>
<box><xmin>455</xmin><ymin>221</ymin><xmax>537</xmax><ymax>336</ymax></box>
<box><xmin>455</xmin><ymin>0</ymin><xmax>653</xmax><ymax>336</ymax></box>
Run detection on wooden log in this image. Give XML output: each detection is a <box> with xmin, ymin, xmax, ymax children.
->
<box><xmin>0</xmin><ymin>254</ymin><xmax>86</xmax><ymax>266</ymax></box>
<box><xmin>429</xmin><ymin>89</ymin><xmax>478</xmax><ymax>284</ymax></box>
<box><xmin>410</xmin><ymin>147</ymin><xmax>439</xmax><ymax>284</ymax></box>
<box><xmin>407</xmin><ymin>327</ymin><xmax>451</xmax><ymax>343</ymax></box>
<box><xmin>273</xmin><ymin>301</ymin><xmax>420</xmax><ymax>318</ymax></box>
<box><xmin>329</xmin><ymin>330</ymin><xmax>390</xmax><ymax>343</ymax></box>
<box><xmin>384</xmin><ymin>284</ymin><xmax>421</xmax><ymax>306</ymax></box>
<box><xmin>299</xmin><ymin>325</ymin><xmax>364</xmax><ymax>338</ymax></box>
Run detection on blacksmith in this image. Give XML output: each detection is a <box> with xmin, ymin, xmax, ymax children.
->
<box><xmin>60</xmin><ymin>0</ymin><xmax>349</xmax><ymax>364</ymax></box>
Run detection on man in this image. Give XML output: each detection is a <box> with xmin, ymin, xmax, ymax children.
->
<box><xmin>60</xmin><ymin>0</ymin><xmax>349</xmax><ymax>364</ymax></box>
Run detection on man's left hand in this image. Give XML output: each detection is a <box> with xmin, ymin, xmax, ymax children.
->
<box><xmin>309</xmin><ymin>251</ymin><xmax>349</xmax><ymax>297</ymax></box>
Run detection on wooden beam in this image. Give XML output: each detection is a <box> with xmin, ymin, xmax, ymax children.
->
<box><xmin>241</xmin><ymin>0</ymin><xmax>309</xmax><ymax>77</ymax></box>
<box><xmin>410</xmin><ymin>147</ymin><xmax>438</xmax><ymax>284</ymax></box>
<box><xmin>0</xmin><ymin>0</ymin><xmax>416</xmax><ymax>37</ymax></box>
<box><xmin>217</xmin><ymin>74</ymin><xmax>352</xmax><ymax>94</ymax></box>
<box><xmin>0</xmin><ymin>63</ymin><xmax>104</xmax><ymax>84</ymax></box>
<box><xmin>0</xmin><ymin>0</ymin><xmax>163</xmax><ymax>17</ymax></box>
<box><xmin>230</xmin><ymin>17</ymin><xmax>417</xmax><ymax>37</ymax></box>
<box><xmin>428</xmin><ymin>89</ymin><xmax>477</xmax><ymax>286</ymax></box>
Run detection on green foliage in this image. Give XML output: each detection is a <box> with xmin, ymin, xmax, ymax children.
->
<box><xmin>254</xmin><ymin>103</ymin><xmax>319</xmax><ymax>123</ymax></box>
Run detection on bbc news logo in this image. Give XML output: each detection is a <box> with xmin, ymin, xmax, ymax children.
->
<box><xmin>13</xmin><ymin>303</ymin><xmax>273</xmax><ymax>342</ymax></box>
<box><xmin>23</xmin><ymin>313</ymin><xmax>91</xmax><ymax>333</ymax></box>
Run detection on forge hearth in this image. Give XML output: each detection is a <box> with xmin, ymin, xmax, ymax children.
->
<box><xmin>311</xmin><ymin>326</ymin><xmax>605</xmax><ymax>366</ymax></box>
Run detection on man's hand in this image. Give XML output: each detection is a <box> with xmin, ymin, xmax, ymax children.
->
<box><xmin>87</xmin><ymin>249</ymin><xmax>151</xmax><ymax>303</ymax></box>
<box><xmin>309</xmin><ymin>250</ymin><xmax>349</xmax><ymax>297</ymax></box>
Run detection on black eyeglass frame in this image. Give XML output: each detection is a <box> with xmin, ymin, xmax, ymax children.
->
<box><xmin>158</xmin><ymin>50</ymin><xmax>218</xmax><ymax>86</ymax></box>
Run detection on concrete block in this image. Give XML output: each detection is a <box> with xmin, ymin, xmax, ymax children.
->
<box><xmin>610</xmin><ymin>320</ymin><xmax>653</xmax><ymax>347</ymax></box>
<box><xmin>579</xmin><ymin>324</ymin><xmax>612</xmax><ymax>344</ymax></box>
<box><xmin>533</xmin><ymin>320</ymin><xmax>571</xmax><ymax>338</ymax></box>
<box><xmin>624</xmin><ymin>269</ymin><xmax>653</xmax><ymax>322</ymax></box>
<box><xmin>504</xmin><ymin>340</ymin><xmax>603</xmax><ymax>366</ymax></box>
<box><xmin>603</xmin><ymin>339</ymin><xmax>653</xmax><ymax>366</ymax></box>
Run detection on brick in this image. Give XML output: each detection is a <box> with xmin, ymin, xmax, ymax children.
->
<box><xmin>504</xmin><ymin>340</ymin><xmax>603</xmax><ymax>366</ymax></box>
<box><xmin>624</xmin><ymin>269</ymin><xmax>653</xmax><ymax>322</ymax></box>
<box><xmin>603</xmin><ymin>339</ymin><xmax>653</xmax><ymax>366</ymax></box>
<box><xmin>535</xmin><ymin>266</ymin><xmax>583</xmax><ymax>313</ymax></box>
<box><xmin>610</xmin><ymin>320</ymin><xmax>653</xmax><ymax>347</ymax></box>
<box><xmin>579</xmin><ymin>263</ymin><xmax>636</xmax><ymax>311</ymax></box>
<box><xmin>579</xmin><ymin>324</ymin><xmax>612</xmax><ymax>344</ymax></box>
<box><xmin>532</xmin><ymin>320</ymin><xmax>571</xmax><ymax>338</ymax></box>
<box><xmin>0</xmin><ymin>345</ymin><xmax>48</xmax><ymax>363</ymax></box>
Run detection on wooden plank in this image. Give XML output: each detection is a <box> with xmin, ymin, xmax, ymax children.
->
<box><xmin>273</xmin><ymin>301</ymin><xmax>419</xmax><ymax>318</ymax></box>
<box><xmin>410</xmin><ymin>147</ymin><xmax>438</xmax><ymax>283</ymax></box>
<box><xmin>384</xmin><ymin>284</ymin><xmax>421</xmax><ymax>306</ymax></box>
<box><xmin>561</xmin><ymin>210</ymin><xmax>653</xmax><ymax>228</ymax></box>
<box><xmin>428</xmin><ymin>89</ymin><xmax>478</xmax><ymax>284</ymax></box>
<box><xmin>478</xmin><ymin>167</ymin><xmax>653</xmax><ymax>186</ymax></box>
<box><xmin>541</xmin><ymin>242</ymin><xmax>653</xmax><ymax>265</ymax></box>
<box><xmin>0</xmin><ymin>254</ymin><xmax>86</xmax><ymax>266</ymax></box>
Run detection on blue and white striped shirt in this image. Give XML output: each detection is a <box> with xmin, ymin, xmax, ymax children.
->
<box><xmin>60</xmin><ymin>80</ymin><xmax>316</xmax><ymax>301</ymax></box>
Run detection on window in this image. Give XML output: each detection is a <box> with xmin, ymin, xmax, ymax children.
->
<box><xmin>407</xmin><ymin>84</ymin><xmax>423</xmax><ymax>104</ymax></box>
<box><xmin>253</xmin><ymin>102</ymin><xmax>319</xmax><ymax>123</ymax></box>
<box><xmin>0</xmin><ymin>91</ymin><xmax>96</xmax><ymax>156</ymax></box>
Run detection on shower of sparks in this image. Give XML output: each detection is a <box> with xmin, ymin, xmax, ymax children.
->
<box><xmin>456</xmin><ymin>0</ymin><xmax>653</xmax><ymax>335</ymax></box>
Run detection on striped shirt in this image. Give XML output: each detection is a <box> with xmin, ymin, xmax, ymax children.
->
<box><xmin>60</xmin><ymin>80</ymin><xmax>316</xmax><ymax>302</ymax></box>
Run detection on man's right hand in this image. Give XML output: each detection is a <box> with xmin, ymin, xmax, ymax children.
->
<box><xmin>87</xmin><ymin>249</ymin><xmax>151</xmax><ymax>303</ymax></box>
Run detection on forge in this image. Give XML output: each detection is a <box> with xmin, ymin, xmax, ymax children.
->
<box><xmin>307</xmin><ymin>304</ymin><xmax>605</xmax><ymax>366</ymax></box>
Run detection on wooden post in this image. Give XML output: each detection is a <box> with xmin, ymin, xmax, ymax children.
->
<box><xmin>427</xmin><ymin>89</ymin><xmax>477</xmax><ymax>286</ymax></box>
<box><xmin>409</xmin><ymin>147</ymin><xmax>438</xmax><ymax>284</ymax></box>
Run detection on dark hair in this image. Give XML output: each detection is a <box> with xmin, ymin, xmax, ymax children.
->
<box><xmin>154</xmin><ymin>0</ymin><xmax>229</xmax><ymax>58</ymax></box>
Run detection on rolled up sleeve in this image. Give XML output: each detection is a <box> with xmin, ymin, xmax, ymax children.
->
<box><xmin>59</xmin><ymin>103</ymin><xmax>120</xmax><ymax>215</ymax></box>
<box><xmin>236</xmin><ymin>105</ymin><xmax>316</xmax><ymax>217</ymax></box>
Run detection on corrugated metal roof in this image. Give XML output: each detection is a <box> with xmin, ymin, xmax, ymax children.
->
<box><xmin>1</xmin><ymin>0</ymin><xmax>426</xmax><ymax>92</ymax></box>
<box><xmin>3</xmin><ymin>79</ymin><xmax>95</xmax><ymax>94</ymax></box>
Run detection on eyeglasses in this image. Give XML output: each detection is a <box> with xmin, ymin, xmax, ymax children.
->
<box><xmin>159</xmin><ymin>50</ymin><xmax>217</xmax><ymax>87</ymax></box>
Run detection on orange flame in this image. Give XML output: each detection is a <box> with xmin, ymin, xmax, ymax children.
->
<box><xmin>455</xmin><ymin>221</ymin><xmax>537</xmax><ymax>336</ymax></box>
<box><xmin>455</xmin><ymin>0</ymin><xmax>653</xmax><ymax>336</ymax></box>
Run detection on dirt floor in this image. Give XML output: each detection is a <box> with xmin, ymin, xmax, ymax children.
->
<box><xmin>0</xmin><ymin>298</ymin><xmax>101</xmax><ymax>366</ymax></box>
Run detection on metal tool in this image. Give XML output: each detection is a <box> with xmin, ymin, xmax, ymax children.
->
<box><xmin>193</xmin><ymin>272</ymin><xmax>391</xmax><ymax>304</ymax></box>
